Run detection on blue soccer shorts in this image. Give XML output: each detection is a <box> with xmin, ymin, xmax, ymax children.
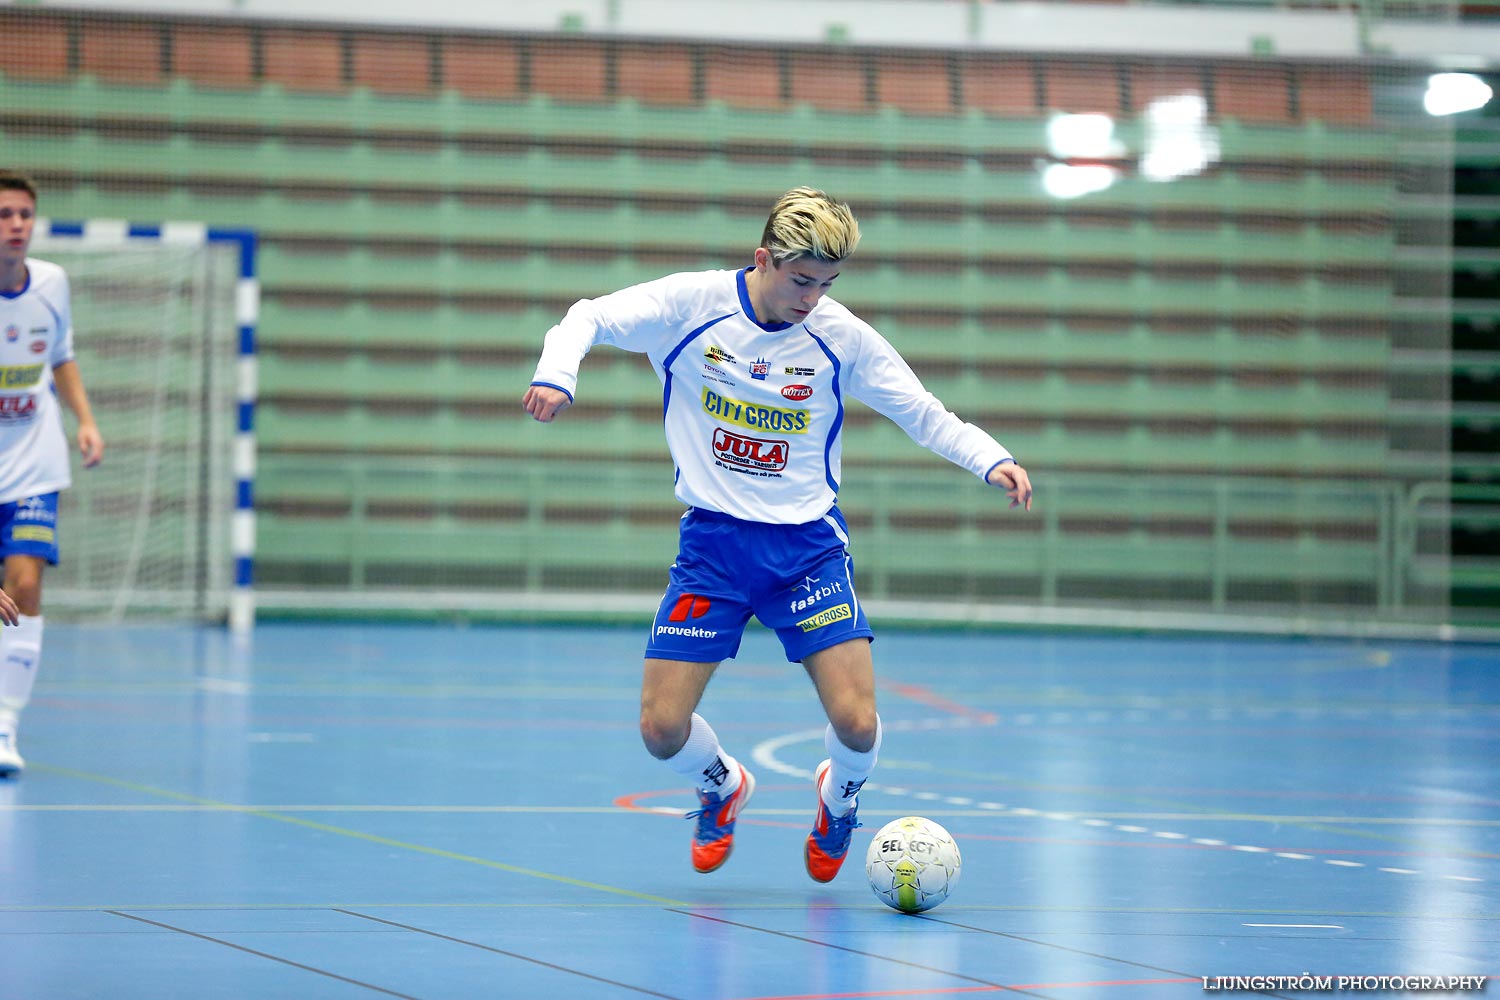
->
<box><xmin>0</xmin><ymin>492</ymin><xmax>61</xmax><ymax>565</ymax></box>
<box><xmin>645</xmin><ymin>505</ymin><xmax>874</xmax><ymax>664</ymax></box>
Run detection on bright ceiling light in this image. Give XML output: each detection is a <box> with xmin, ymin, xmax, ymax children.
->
<box><xmin>1041</xmin><ymin>163</ymin><xmax>1119</xmax><ymax>200</ymax></box>
<box><xmin>1424</xmin><ymin>73</ymin><xmax>1493</xmax><ymax>116</ymax></box>
<box><xmin>1046</xmin><ymin>113</ymin><xmax>1125</xmax><ymax>160</ymax></box>
<box><xmin>1140</xmin><ymin>94</ymin><xmax>1219</xmax><ymax>183</ymax></box>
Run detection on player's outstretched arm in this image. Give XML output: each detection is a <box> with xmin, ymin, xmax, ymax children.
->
<box><xmin>522</xmin><ymin>384</ymin><xmax>573</xmax><ymax>423</ymax></box>
<box><xmin>0</xmin><ymin>588</ymin><xmax>18</xmax><ymax>626</ymax></box>
<box><xmin>986</xmin><ymin>462</ymin><xmax>1033</xmax><ymax>511</ymax></box>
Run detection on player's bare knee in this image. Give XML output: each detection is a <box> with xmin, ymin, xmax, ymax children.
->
<box><xmin>831</xmin><ymin>709</ymin><xmax>878</xmax><ymax>753</ymax></box>
<box><xmin>3</xmin><ymin>579</ymin><xmax>40</xmax><ymax>616</ymax></box>
<box><xmin>639</xmin><ymin>711</ymin><xmax>688</xmax><ymax>760</ymax></box>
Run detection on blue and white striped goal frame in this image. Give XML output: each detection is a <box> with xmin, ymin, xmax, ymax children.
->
<box><xmin>36</xmin><ymin>219</ymin><xmax>259</xmax><ymax>634</ymax></box>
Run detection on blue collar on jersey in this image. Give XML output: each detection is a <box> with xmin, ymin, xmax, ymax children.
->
<box><xmin>737</xmin><ymin>267</ymin><xmax>795</xmax><ymax>332</ymax></box>
<box><xmin>0</xmin><ymin>265</ymin><xmax>31</xmax><ymax>299</ymax></box>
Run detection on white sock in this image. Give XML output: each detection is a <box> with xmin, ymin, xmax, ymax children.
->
<box><xmin>0</xmin><ymin>613</ymin><xmax>42</xmax><ymax>727</ymax></box>
<box><xmin>822</xmin><ymin>714</ymin><xmax>882</xmax><ymax>817</ymax></box>
<box><xmin>663</xmin><ymin>713</ymin><xmax>743</xmax><ymax>798</ymax></box>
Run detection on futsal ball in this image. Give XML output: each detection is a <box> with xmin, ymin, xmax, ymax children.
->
<box><xmin>865</xmin><ymin>816</ymin><xmax>961</xmax><ymax>913</ymax></box>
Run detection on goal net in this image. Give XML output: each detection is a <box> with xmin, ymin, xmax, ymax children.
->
<box><xmin>28</xmin><ymin>225</ymin><xmax>245</xmax><ymax>626</ymax></box>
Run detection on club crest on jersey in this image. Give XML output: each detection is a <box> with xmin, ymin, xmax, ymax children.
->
<box><xmin>712</xmin><ymin>428</ymin><xmax>788</xmax><ymax>471</ymax></box>
<box><xmin>4</xmin><ymin>325</ymin><xmax>17</xmax><ymax>343</ymax></box>
<box><xmin>749</xmin><ymin>358</ymin><xmax>770</xmax><ymax>380</ymax></box>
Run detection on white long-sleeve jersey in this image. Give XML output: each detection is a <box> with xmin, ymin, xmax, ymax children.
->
<box><xmin>531</xmin><ymin>267</ymin><xmax>1013</xmax><ymax>525</ymax></box>
<box><xmin>0</xmin><ymin>258</ymin><xmax>76</xmax><ymax>504</ymax></box>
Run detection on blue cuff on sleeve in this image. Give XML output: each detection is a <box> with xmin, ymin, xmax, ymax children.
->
<box><xmin>530</xmin><ymin>381</ymin><xmax>574</xmax><ymax>403</ymax></box>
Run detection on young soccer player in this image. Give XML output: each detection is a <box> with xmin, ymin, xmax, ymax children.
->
<box><xmin>523</xmin><ymin>188</ymin><xmax>1031</xmax><ymax>880</ymax></box>
<box><xmin>0</xmin><ymin>170</ymin><xmax>105</xmax><ymax>778</ymax></box>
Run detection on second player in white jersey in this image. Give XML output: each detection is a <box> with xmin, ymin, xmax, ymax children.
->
<box><xmin>0</xmin><ymin>169</ymin><xmax>103</xmax><ymax>780</ymax></box>
<box><xmin>531</xmin><ymin>267</ymin><xmax>1014</xmax><ymax>524</ymax></box>
<box><xmin>0</xmin><ymin>257</ymin><xmax>78</xmax><ymax>505</ymax></box>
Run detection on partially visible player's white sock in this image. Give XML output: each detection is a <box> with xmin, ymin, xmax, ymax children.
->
<box><xmin>663</xmin><ymin>712</ymin><xmax>743</xmax><ymax>798</ymax></box>
<box><xmin>0</xmin><ymin>614</ymin><xmax>42</xmax><ymax>724</ymax></box>
<box><xmin>822</xmin><ymin>714</ymin><xmax>882</xmax><ymax>817</ymax></box>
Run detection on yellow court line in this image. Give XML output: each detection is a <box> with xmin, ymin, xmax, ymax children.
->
<box><xmin>33</xmin><ymin>765</ymin><xmax>690</xmax><ymax>906</ymax></box>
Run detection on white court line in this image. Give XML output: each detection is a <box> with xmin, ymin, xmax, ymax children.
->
<box><xmin>747</xmin><ymin>716</ymin><xmax>1490</xmax><ymax>888</ymax></box>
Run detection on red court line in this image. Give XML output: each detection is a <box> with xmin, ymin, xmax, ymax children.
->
<box><xmin>731</xmin><ymin>976</ymin><xmax>1199</xmax><ymax>999</ymax></box>
<box><xmin>614</xmin><ymin>788</ymin><xmax>814</xmax><ymax>831</ymax></box>
<box><xmin>878</xmin><ymin>680</ymin><xmax>1000</xmax><ymax>725</ymax></box>
<box><xmin>614</xmin><ymin>788</ymin><xmax>799</xmax><ymax>812</ymax></box>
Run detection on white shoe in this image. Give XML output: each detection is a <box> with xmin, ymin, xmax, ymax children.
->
<box><xmin>0</xmin><ymin>730</ymin><xmax>23</xmax><ymax>778</ymax></box>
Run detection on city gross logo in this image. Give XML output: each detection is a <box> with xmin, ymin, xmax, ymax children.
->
<box><xmin>0</xmin><ymin>364</ymin><xmax>44</xmax><ymax>388</ymax></box>
<box><xmin>700</xmin><ymin>386</ymin><xmax>809</xmax><ymax>434</ymax></box>
<box><xmin>712</xmin><ymin>428</ymin><xmax>788</xmax><ymax>471</ymax></box>
<box><xmin>781</xmin><ymin>384</ymin><xmax>813</xmax><ymax>401</ymax></box>
<box><xmin>796</xmin><ymin>603</ymin><xmax>852</xmax><ymax>633</ymax></box>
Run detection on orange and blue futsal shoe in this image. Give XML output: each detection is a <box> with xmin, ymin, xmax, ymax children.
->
<box><xmin>804</xmin><ymin>758</ymin><xmax>863</xmax><ymax>883</ymax></box>
<box><xmin>687</xmin><ymin>764</ymin><xmax>756</xmax><ymax>873</ymax></box>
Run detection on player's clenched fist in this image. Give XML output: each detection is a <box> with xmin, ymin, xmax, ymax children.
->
<box><xmin>522</xmin><ymin>384</ymin><xmax>572</xmax><ymax>423</ymax></box>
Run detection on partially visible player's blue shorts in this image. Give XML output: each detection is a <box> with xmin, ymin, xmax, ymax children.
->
<box><xmin>646</xmin><ymin>505</ymin><xmax>874</xmax><ymax>664</ymax></box>
<box><xmin>0</xmin><ymin>492</ymin><xmax>61</xmax><ymax>566</ymax></box>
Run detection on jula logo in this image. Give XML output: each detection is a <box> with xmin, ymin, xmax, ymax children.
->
<box><xmin>712</xmin><ymin>428</ymin><xmax>788</xmax><ymax>471</ymax></box>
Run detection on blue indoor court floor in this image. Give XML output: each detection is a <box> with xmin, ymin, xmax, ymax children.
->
<box><xmin>1</xmin><ymin>622</ymin><xmax>1496</xmax><ymax>999</ymax></box>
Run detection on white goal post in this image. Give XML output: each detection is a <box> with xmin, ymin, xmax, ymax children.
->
<box><xmin>29</xmin><ymin>220</ymin><xmax>257</xmax><ymax>633</ymax></box>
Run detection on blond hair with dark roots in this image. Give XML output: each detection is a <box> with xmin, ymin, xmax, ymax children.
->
<box><xmin>0</xmin><ymin>170</ymin><xmax>39</xmax><ymax>202</ymax></box>
<box><xmin>759</xmin><ymin>187</ymin><xmax>861</xmax><ymax>265</ymax></box>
